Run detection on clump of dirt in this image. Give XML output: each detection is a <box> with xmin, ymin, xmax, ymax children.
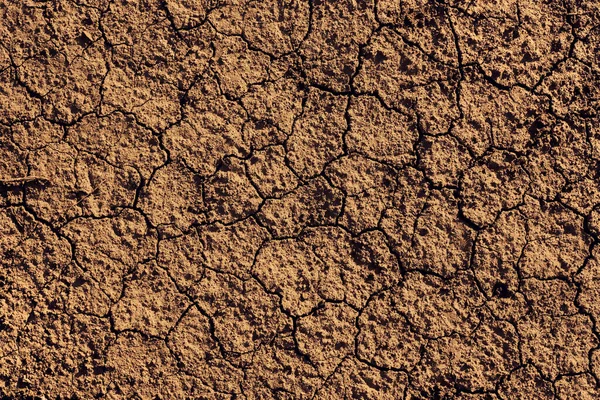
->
<box><xmin>1</xmin><ymin>0</ymin><xmax>600</xmax><ymax>398</ymax></box>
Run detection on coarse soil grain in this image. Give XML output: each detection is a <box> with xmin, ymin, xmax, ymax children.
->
<box><xmin>1</xmin><ymin>0</ymin><xmax>600</xmax><ymax>399</ymax></box>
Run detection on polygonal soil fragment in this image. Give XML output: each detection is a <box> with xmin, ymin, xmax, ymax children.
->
<box><xmin>204</xmin><ymin>158</ymin><xmax>262</xmax><ymax>224</ymax></box>
<box><xmin>0</xmin><ymin>69</ymin><xmax>41</xmax><ymax>125</ymax></box>
<box><xmin>304</xmin><ymin>227</ymin><xmax>400</xmax><ymax>308</ymax></box>
<box><xmin>256</xmin><ymin>177</ymin><xmax>342</xmax><ymax>237</ymax></box>
<box><xmin>521</xmin><ymin>277</ymin><xmax>578</xmax><ymax>316</ymax></box>
<box><xmin>69</xmin><ymin>112</ymin><xmax>166</xmax><ymax>177</ymax></box>
<box><xmin>473</xmin><ymin>210</ymin><xmax>527</xmax><ymax>298</ymax></box>
<box><xmin>165</xmin><ymin>76</ymin><xmax>248</xmax><ymax>177</ymax></box>
<box><xmin>112</xmin><ymin>262</ymin><xmax>189</xmax><ymax>337</ymax></box>
<box><xmin>19</xmin><ymin>45</ymin><xmax>107</xmax><ymax>123</ymax></box>
<box><xmin>0</xmin><ymin>3</ymin><xmax>58</xmax><ymax>63</ymax></box>
<box><xmin>138</xmin><ymin>161</ymin><xmax>205</xmax><ymax>229</ymax></box>
<box><xmin>539</xmin><ymin>59</ymin><xmax>600</xmax><ymax>118</ymax></box>
<box><xmin>325</xmin><ymin>153</ymin><xmax>397</xmax><ymax>232</ymax></box>
<box><xmin>347</xmin><ymin>96</ymin><xmax>417</xmax><ymax>168</ymax></box>
<box><xmin>498</xmin><ymin>364</ymin><xmax>554</xmax><ymax>400</ymax></box>
<box><xmin>518</xmin><ymin>313</ymin><xmax>598</xmax><ymax>379</ymax></box>
<box><xmin>105</xmin><ymin>333</ymin><xmax>192</xmax><ymax>399</ymax></box>
<box><xmin>339</xmin><ymin>186</ymin><xmax>395</xmax><ymax>234</ymax></box>
<box><xmin>403</xmin><ymin>189</ymin><xmax>476</xmax><ymax>277</ymax></box>
<box><xmin>65</xmin><ymin>263</ymin><xmax>112</xmax><ymax>317</ymax></box>
<box><xmin>190</xmin><ymin>270</ymin><xmax>290</xmax><ymax>361</ymax></box>
<box><xmin>394</xmin><ymin>271</ymin><xmax>484</xmax><ymax>338</ymax></box>
<box><xmin>452</xmin><ymin>0</ymin><xmax>572</xmax><ymax>88</ymax></box>
<box><xmin>287</xmin><ymin>88</ymin><xmax>347</xmax><ymax>178</ymax></box>
<box><xmin>17</xmin><ymin>311</ymin><xmax>115</xmax><ymax>398</ymax></box>
<box><xmin>212</xmin><ymin>36</ymin><xmax>270</xmax><ymax>98</ymax></box>
<box><xmin>325</xmin><ymin>153</ymin><xmax>396</xmax><ymax>196</ymax></box>
<box><xmin>296</xmin><ymin>302</ymin><xmax>358</xmax><ymax>376</ymax></box>
<box><xmin>102</xmin><ymin>62</ymin><xmax>182</xmax><ymax>132</ymax></box>
<box><xmin>27</xmin><ymin>144</ymin><xmax>138</xmax><ymax>222</ymax></box>
<box><xmin>555</xmin><ymin>374</ymin><xmax>600</xmax><ymax>400</ymax></box>
<box><xmin>242</xmin><ymin>336</ymin><xmax>321</xmax><ymax>399</ymax></box>
<box><xmin>207</xmin><ymin>0</ymin><xmax>245</xmax><ymax>35</ymax></box>
<box><xmin>455</xmin><ymin>72</ymin><xmax>548</xmax><ymax>154</ymax></box>
<box><xmin>0</xmin><ymin>208</ymin><xmax>71</xmax><ymax>287</ymax></box>
<box><xmin>314</xmin><ymin>358</ymin><xmax>408</xmax><ymax>399</ymax></box>
<box><xmin>242</xmin><ymin>0</ymin><xmax>309</xmax><ymax>57</ymax></box>
<box><xmin>157</xmin><ymin>231</ymin><xmax>206</xmax><ymax>290</ymax></box>
<box><xmin>543</xmin><ymin>119</ymin><xmax>593</xmax><ymax>183</ymax></box>
<box><xmin>162</xmin><ymin>0</ymin><xmax>212</xmax><ymax>30</ymax></box>
<box><xmin>196</xmin><ymin>217</ymin><xmax>269</xmax><ymax>278</ymax></box>
<box><xmin>418</xmin><ymin>134</ymin><xmax>471</xmax><ymax>187</ymax></box>
<box><xmin>411</xmin><ymin>319</ymin><xmax>520</xmax><ymax>396</ymax></box>
<box><xmin>300</xmin><ymin>0</ymin><xmax>376</xmax><ymax>91</ymax></box>
<box><xmin>64</xmin><ymin>315</ymin><xmax>116</xmax><ymax>397</ymax></box>
<box><xmin>378</xmin><ymin>0</ymin><xmax>458</xmax><ymax>63</ymax></box>
<box><xmin>525</xmin><ymin>147</ymin><xmax>566</xmax><ymax>201</ymax></box>
<box><xmin>460</xmin><ymin>150</ymin><xmax>529</xmax><ymax>227</ymax></box>
<box><xmin>356</xmin><ymin>289</ymin><xmax>423</xmax><ymax>371</ymax></box>
<box><xmin>10</xmin><ymin>117</ymin><xmax>63</xmax><ymax>151</ymax></box>
<box><xmin>242</xmin><ymin>76</ymin><xmax>305</xmax><ymax>138</ymax></box>
<box><xmin>380</xmin><ymin>167</ymin><xmax>430</xmax><ymax>254</ymax></box>
<box><xmin>168</xmin><ymin>305</ymin><xmax>244</xmax><ymax>394</ymax></box>
<box><xmin>252</xmin><ymin>238</ymin><xmax>324</xmax><ymax>316</ymax></box>
<box><xmin>62</xmin><ymin>209</ymin><xmax>156</xmax><ymax>302</ymax></box>
<box><xmin>246</xmin><ymin>145</ymin><xmax>300</xmax><ymax>198</ymax></box>
<box><xmin>560</xmin><ymin>176</ymin><xmax>600</xmax><ymax>215</ymax></box>
<box><xmin>519</xmin><ymin>196</ymin><xmax>591</xmax><ymax>279</ymax></box>
<box><xmin>355</xmin><ymin>27</ymin><xmax>459</xmax><ymax>134</ymax></box>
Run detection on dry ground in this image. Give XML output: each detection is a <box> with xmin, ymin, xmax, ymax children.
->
<box><xmin>1</xmin><ymin>0</ymin><xmax>600</xmax><ymax>399</ymax></box>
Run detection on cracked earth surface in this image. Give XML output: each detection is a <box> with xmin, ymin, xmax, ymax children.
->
<box><xmin>1</xmin><ymin>0</ymin><xmax>600</xmax><ymax>399</ymax></box>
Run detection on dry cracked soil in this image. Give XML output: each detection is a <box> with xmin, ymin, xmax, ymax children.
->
<box><xmin>1</xmin><ymin>0</ymin><xmax>600</xmax><ymax>399</ymax></box>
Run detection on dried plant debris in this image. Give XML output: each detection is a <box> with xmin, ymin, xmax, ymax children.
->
<box><xmin>1</xmin><ymin>0</ymin><xmax>600</xmax><ymax>398</ymax></box>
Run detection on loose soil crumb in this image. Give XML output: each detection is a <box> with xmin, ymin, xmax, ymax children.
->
<box><xmin>1</xmin><ymin>0</ymin><xmax>600</xmax><ymax>399</ymax></box>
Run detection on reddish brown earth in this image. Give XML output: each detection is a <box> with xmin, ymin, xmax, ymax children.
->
<box><xmin>1</xmin><ymin>0</ymin><xmax>600</xmax><ymax>399</ymax></box>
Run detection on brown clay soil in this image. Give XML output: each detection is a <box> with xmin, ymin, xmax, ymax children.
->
<box><xmin>2</xmin><ymin>0</ymin><xmax>600</xmax><ymax>399</ymax></box>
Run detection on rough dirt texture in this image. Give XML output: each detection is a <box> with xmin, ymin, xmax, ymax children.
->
<box><xmin>1</xmin><ymin>0</ymin><xmax>600</xmax><ymax>399</ymax></box>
